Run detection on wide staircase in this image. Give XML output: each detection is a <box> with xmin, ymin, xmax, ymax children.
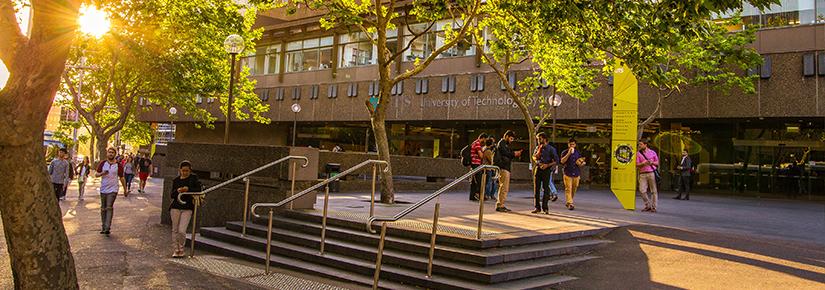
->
<box><xmin>181</xmin><ymin>159</ymin><xmax>615</xmax><ymax>289</ymax></box>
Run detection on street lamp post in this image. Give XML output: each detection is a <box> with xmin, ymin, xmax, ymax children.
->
<box><xmin>291</xmin><ymin>103</ymin><xmax>302</xmax><ymax>147</ymax></box>
<box><xmin>169</xmin><ymin>107</ymin><xmax>177</xmax><ymax>142</ymax></box>
<box><xmin>223</xmin><ymin>34</ymin><xmax>245</xmax><ymax>144</ymax></box>
<box><xmin>550</xmin><ymin>94</ymin><xmax>562</xmax><ymax>145</ymax></box>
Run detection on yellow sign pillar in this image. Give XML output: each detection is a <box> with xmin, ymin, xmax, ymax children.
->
<box><xmin>610</xmin><ymin>64</ymin><xmax>638</xmax><ymax>210</ymax></box>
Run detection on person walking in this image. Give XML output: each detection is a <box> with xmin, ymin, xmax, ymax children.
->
<box><xmin>137</xmin><ymin>154</ymin><xmax>153</xmax><ymax>194</ymax></box>
<box><xmin>494</xmin><ymin>131</ymin><xmax>520</xmax><ymax>212</ymax></box>
<box><xmin>124</xmin><ymin>156</ymin><xmax>136</xmax><ymax>196</ymax></box>
<box><xmin>560</xmin><ymin>138</ymin><xmax>585</xmax><ymax>211</ymax></box>
<box><xmin>637</xmin><ymin>139</ymin><xmax>660</xmax><ymax>213</ymax></box>
<box><xmin>482</xmin><ymin>137</ymin><xmax>498</xmax><ymax>201</ymax></box>
<box><xmin>532</xmin><ymin>133</ymin><xmax>558</xmax><ymax>214</ymax></box>
<box><xmin>96</xmin><ymin>148</ymin><xmax>126</xmax><ymax>235</ymax></box>
<box><xmin>674</xmin><ymin>149</ymin><xmax>692</xmax><ymax>200</ymax></box>
<box><xmin>169</xmin><ymin>160</ymin><xmax>202</xmax><ymax>258</ymax></box>
<box><xmin>75</xmin><ymin>156</ymin><xmax>91</xmax><ymax>201</ymax></box>
<box><xmin>469</xmin><ymin>133</ymin><xmax>487</xmax><ymax>201</ymax></box>
<box><xmin>48</xmin><ymin>148</ymin><xmax>72</xmax><ymax>201</ymax></box>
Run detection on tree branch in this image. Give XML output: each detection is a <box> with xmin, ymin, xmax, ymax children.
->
<box><xmin>388</xmin><ymin>21</ymin><xmax>435</xmax><ymax>62</ymax></box>
<box><xmin>0</xmin><ymin>0</ymin><xmax>25</xmax><ymax>66</ymax></box>
<box><xmin>393</xmin><ymin>0</ymin><xmax>481</xmax><ymax>82</ymax></box>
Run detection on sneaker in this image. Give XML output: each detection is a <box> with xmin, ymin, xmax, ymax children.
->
<box><xmin>99</xmin><ymin>230</ymin><xmax>105</xmax><ymax>234</ymax></box>
<box><xmin>104</xmin><ymin>230</ymin><xmax>110</xmax><ymax>235</ymax></box>
<box><xmin>531</xmin><ymin>209</ymin><xmax>541</xmax><ymax>214</ymax></box>
<box><xmin>641</xmin><ymin>207</ymin><xmax>651</xmax><ymax>212</ymax></box>
<box><xmin>567</xmin><ymin>204</ymin><xmax>575</xmax><ymax>211</ymax></box>
<box><xmin>550</xmin><ymin>194</ymin><xmax>558</xmax><ymax>202</ymax></box>
<box><xmin>543</xmin><ymin>209</ymin><xmax>549</xmax><ymax>214</ymax></box>
<box><xmin>649</xmin><ymin>208</ymin><xmax>657</xmax><ymax>213</ymax></box>
<box><xmin>673</xmin><ymin>195</ymin><xmax>682</xmax><ymax>200</ymax></box>
<box><xmin>496</xmin><ymin>207</ymin><xmax>512</xmax><ymax>212</ymax></box>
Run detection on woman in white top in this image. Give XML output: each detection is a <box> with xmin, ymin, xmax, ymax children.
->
<box><xmin>75</xmin><ymin>156</ymin><xmax>91</xmax><ymax>201</ymax></box>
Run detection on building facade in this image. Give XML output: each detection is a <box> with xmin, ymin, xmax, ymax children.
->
<box><xmin>139</xmin><ymin>1</ymin><xmax>825</xmax><ymax>197</ymax></box>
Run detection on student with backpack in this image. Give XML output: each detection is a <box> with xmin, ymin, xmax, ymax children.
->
<box><xmin>462</xmin><ymin>133</ymin><xmax>488</xmax><ymax>201</ymax></box>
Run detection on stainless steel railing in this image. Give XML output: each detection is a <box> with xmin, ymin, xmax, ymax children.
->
<box><xmin>177</xmin><ymin>155</ymin><xmax>309</xmax><ymax>257</ymax></box>
<box><xmin>250</xmin><ymin>159</ymin><xmax>389</xmax><ymax>273</ymax></box>
<box><xmin>366</xmin><ymin>165</ymin><xmax>500</xmax><ymax>289</ymax></box>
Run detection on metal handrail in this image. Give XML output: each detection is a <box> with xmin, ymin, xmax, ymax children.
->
<box><xmin>177</xmin><ymin>155</ymin><xmax>309</xmax><ymax>257</ymax></box>
<box><xmin>366</xmin><ymin>164</ymin><xmax>500</xmax><ymax>234</ymax></box>
<box><xmin>250</xmin><ymin>159</ymin><xmax>389</xmax><ymax>218</ymax></box>
<box><xmin>177</xmin><ymin>155</ymin><xmax>310</xmax><ymax>204</ymax></box>
<box><xmin>251</xmin><ymin>159</ymin><xmax>389</xmax><ymax>273</ymax></box>
<box><xmin>368</xmin><ymin>164</ymin><xmax>500</xmax><ymax>289</ymax></box>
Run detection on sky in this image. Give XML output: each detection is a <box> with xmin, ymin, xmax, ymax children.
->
<box><xmin>1</xmin><ymin>5</ymin><xmax>31</xmax><ymax>89</ymax></box>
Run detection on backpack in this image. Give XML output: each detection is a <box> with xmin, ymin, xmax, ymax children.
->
<box><xmin>460</xmin><ymin>145</ymin><xmax>472</xmax><ymax>167</ymax></box>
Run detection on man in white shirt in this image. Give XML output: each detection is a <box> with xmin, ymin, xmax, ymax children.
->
<box><xmin>96</xmin><ymin>148</ymin><xmax>126</xmax><ymax>235</ymax></box>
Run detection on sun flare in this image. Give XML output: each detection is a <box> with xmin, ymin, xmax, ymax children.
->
<box><xmin>78</xmin><ymin>5</ymin><xmax>111</xmax><ymax>38</ymax></box>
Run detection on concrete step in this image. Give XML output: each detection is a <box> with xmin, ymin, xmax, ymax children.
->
<box><xmin>228</xmin><ymin>218</ymin><xmax>609</xmax><ymax>267</ymax></box>
<box><xmin>276</xmin><ymin>209</ymin><xmax>614</xmax><ymax>249</ymax></box>
<box><xmin>210</xmin><ymin>225</ymin><xmax>599</xmax><ymax>284</ymax></box>
<box><xmin>186</xmin><ymin>233</ymin><xmax>410</xmax><ymax>290</ymax></box>
<box><xmin>191</xmin><ymin>231</ymin><xmax>580</xmax><ymax>290</ymax></box>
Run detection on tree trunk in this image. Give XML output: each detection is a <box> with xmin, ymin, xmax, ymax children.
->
<box><xmin>371</xmin><ymin>116</ymin><xmax>395</xmax><ymax>203</ymax></box>
<box><xmin>95</xmin><ymin>133</ymin><xmax>111</xmax><ymax>163</ymax></box>
<box><xmin>89</xmin><ymin>134</ymin><xmax>96</xmax><ymax>161</ymax></box>
<box><xmin>0</xmin><ymin>145</ymin><xmax>78</xmax><ymax>289</ymax></box>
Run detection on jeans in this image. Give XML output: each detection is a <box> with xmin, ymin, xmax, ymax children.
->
<box><xmin>469</xmin><ymin>164</ymin><xmax>482</xmax><ymax>200</ymax></box>
<box><xmin>125</xmin><ymin>174</ymin><xmax>135</xmax><ymax>191</ymax></box>
<box><xmin>171</xmin><ymin>209</ymin><xmax>193</xmax><ymax>254</ymax></box>
<box><xmin>53</xmin><ymin>183</ymin><xmax>65</xmax><ymax>200</ymax></box>
<box><xmin>77</xmin><ymin>178</ymin><xmax>87</xmax><ymax>199</ymax></box>
<box><xmin>484</xmin><ymin>170</ymin><xmax>498</xmax><ymax>199</ymax></box>
<box><xmin>534</xmin><ymin>168</ymin><xmax>552</xmax><ymax>211</ymax></box>
<box><xmin>100</xmin><ymin>192</ymin><xmax>117</xmax><ymax>231</ymax></box>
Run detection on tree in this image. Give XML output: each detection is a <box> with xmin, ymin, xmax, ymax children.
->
<box><xmin>473</xmin><ymin>0</ymin><xmax>603</xmax><ymax>179</ymax></box>
<box><xmin>477</xmin><ymin>0</ymin><xmax>774</xmax><ymax>152</ymax></box>
<box><xmin>0</xmin><ymin>0</ymin><xmax>82</xmax><ymax>287</ymax></box>
<box><xmin>62</xmin><ymin>0</ymin><xmax>268</xmax><ymax>162</ymax></box>
<box><xmin>269</xmin><ymin>0</ymin><xmax>483</xmax><ymax>203</ymax></box>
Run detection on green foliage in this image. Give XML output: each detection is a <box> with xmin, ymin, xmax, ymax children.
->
<box><xmin>119</xmin><ymin>116</ymin><xmax>153</xmax><ymax>146</ymax></box>
<box><xmin>63</xmin><ymin>0</ymin><xmax>269</xmax><ymax>143</ymax></box>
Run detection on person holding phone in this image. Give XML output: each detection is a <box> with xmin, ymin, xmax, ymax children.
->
<box><xmin>169</xmin><ymin>160</ymin><xmax>202</xmax><ymax>258</ymax></box>
<box><xmin>560</xmin><ymin>138</ymin><xmax>584</xmax><ymax>211</ymax></box>
<box><xmin>95</xmin><ymin>148</ymin><xmax>126</xmax><ymax>235</ymax></box>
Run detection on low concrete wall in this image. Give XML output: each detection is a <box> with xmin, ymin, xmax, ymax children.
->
<box><xmin>161</xmin><ymin>142</ymin><xmax>319</xmax><ymax>227</ymax></box>
<box><xmin>318</xmin><ymin>151</ymin><xmax>533</xmax><ymax>181</ymax></box>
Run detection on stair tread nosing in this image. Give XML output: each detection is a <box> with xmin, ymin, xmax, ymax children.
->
<box><xmin>201</xmin><ymin>226</ymin><xmax>596</xmax><ymax>286</ymax></box>
<box><xmin>190</xmin><ymin>233</ymin><xmax>579</xmax><ymax>290</ymax></box>
<box><xmin>186</xmin><ymin>233</ymin><xmax>409</xmax><ymax>290</ymax></box>
<box><xmin>222</xmin><ymin>222</ymin><xmax>604</xmax><ymax>277</ymax></box>
<box><xmin>231</xmin><ymin>218</ymin><xmax>610</xmax><ymax>265</ymax></box>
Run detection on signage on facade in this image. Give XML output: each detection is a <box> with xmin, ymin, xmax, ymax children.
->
<box><xmin>610</xmin><ymin>63</ymin><xmax>638</xmax><ymax>211</ymax></box>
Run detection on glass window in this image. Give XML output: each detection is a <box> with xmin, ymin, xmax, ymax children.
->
<box><xmin>340</xmin><ymin>32</ymin><xmax>375</xmax><ymax>67</ymax></box>
<box><xmin>266</xmin><ymin>45</ymin><xmax>280</xmax><ymax>74</ymax></box>
<box><xmin>404</xmin><ymin>20</ymin><xmax>474</xmax><ymax>62</ymax></box>
<box><xmin>818</xmin><ymin>0</ymin><xmax>825</xmax><ymax>22</ymax></box>
<box><xmin>286</xmin><ymin>37</ymin><xmax>334</xmax><ymax>72</ymax></box>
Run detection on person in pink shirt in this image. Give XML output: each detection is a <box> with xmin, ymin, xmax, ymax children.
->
<box><xmin>636</xmin><ymin>139</ymin><xmax>659</xmax><ymax>213</ymax></box>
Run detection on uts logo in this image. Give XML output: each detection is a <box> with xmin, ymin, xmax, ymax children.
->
<box><xmin>615</xmin><ymin>144</ymin><xmax>634</xmax><ymax>164</ymax></box>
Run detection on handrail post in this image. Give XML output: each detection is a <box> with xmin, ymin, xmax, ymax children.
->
<box><xmin>426</xmin><ymin>202</ymin><xmax>440</xmax><ymax>278</ymax></box>
<box><xmin>477</xmin><ymin>168</ymin><xmax>486</xmax><ymax>240</ymax></box>
<box><xmin>372</xmin><ymin>222</ymin><xmax>388</xmax><ymax>290</ymax></box>
<box><xmin>189</xmin><ymin>196</ymin><xmax>202</xmax><ymax>257</ymax></box>
<box><xmin>265</xmin><ymin>209</ymin><xmax>274</xmax><ymax>274</ymax></box>
<box><xmin>242</xmin><ymin>177</ymin><xmax>250</xmax><ymax>237</ymax></box>
<box><xmin>320</xmin><ymin>184</ymin><xmax>330</xmax><ymax>255</ymax></box>
<box><xmin>290</xmin><ymin>160</ymin><xmax>297</xmax><ymax>210</ymax></box>
<box><xmin>370</xmin><ymin>163</ymin><xmax>377</xmax><ymax>217</ymax></box>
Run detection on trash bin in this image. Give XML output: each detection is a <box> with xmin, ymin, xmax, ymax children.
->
<box><xmin>325</xmin><ymin>163</ymin><xmax>341</xmax><ymax>192</ymax></box>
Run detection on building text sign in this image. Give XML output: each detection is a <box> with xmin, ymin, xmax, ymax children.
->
<box><xmin>610</xmin><ymin>64</ymin><xmax>638</xmax><ymax>210</ymax></box>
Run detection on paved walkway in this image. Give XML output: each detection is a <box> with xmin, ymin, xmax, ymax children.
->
<box><xmin>326</xmin><ymin>186</ymin><xmax>825</xmax><ymax>246</ymax></box>
<box><xmin>0</xmin><ymin>178</ymin><xmax>353</xmax><ymax>289</ymax></box>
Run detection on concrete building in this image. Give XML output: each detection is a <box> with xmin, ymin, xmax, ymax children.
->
<box><xmin>139</xmin><ymin>1</ymin><xmax>825</xmax><ymax>197</ymax></box>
